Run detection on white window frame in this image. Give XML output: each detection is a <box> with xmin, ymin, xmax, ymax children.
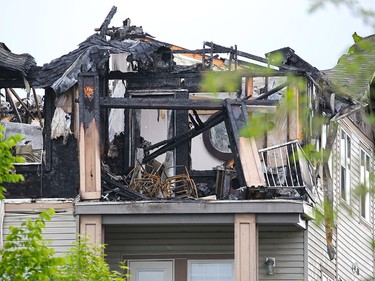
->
<box><xmin>360</xmin><ymin>149</ymin><xmax>371</xmax><ymax>221</ymax></box>
<box><xmin>340</xmin><ymin>129</ymin><xmax>351</xmax><ymax>204</ymax></box>
<box><xmin>188</xmin><ymin>260</ymin><xmax>234</xmax><ymax>281</ymax></box>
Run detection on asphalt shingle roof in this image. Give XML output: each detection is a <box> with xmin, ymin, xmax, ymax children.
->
<box><xmin>322</xmin><ymin>34</ymin><xmax>375</xmax><ymax>106</ymax></box>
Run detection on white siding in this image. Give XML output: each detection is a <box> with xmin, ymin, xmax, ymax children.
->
<box><xmin>308</xmin><ymin>120</ymin><xmax>375</xmax><ymax>281</ymax></box>
<box><xmin>2</xmin><ymin>202</ymin><xmax>77</xmax><ymax>256</ymax></box>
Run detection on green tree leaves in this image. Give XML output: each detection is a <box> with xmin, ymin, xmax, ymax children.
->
<box><xmin>58</xmin><ymin>236</ymin><xmax>129</xmax><ymax>281</ymax></box>
<box><xmin>0</xmin><ymin>208</ymin><xmax>63</xmax><ymax>281</ymax></box>
<box><xmin>0</xmin><ymin>209</ymin><xmax>129</xmax><ymax>281</ymax></box>
<box><xmin>0</xmin><ymin>124</ymin><xmax>25</xmax><ymax>200</ymax></box>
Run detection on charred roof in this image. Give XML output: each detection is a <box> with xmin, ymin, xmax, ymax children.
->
<box><xmin>32</xmin><ymin>34</ymin><xmax>171</xmax><ymax>95</ymax></box>
<box><xmin>0</xmin><ymin>42</ymin><xmax>36</xmax><ymax>76</ymax></box>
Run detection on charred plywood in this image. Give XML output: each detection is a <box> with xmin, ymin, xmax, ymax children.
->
<box><xmin>4</xmin><ymin>136</ymin><xmax>78</xmax><ymax>198</ymax></box>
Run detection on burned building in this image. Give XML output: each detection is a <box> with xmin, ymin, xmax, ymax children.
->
<box><xmin>0</xmin><ymin>6</ymin><xmax>374</xmax><ymax>281</ymax></box>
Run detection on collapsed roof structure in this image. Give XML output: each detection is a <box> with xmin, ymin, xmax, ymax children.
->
<box><xmin>1</xmin><ymin>6</ymin><xmax>370</xmax><ymax>201</ymax></box>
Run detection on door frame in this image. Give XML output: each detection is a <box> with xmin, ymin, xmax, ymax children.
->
<box><xmin>128</xmin><ymin>259</ymin><xmax>175</xmax><ymax>281</ymax></box>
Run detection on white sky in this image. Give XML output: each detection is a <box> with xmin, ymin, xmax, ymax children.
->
<box><xmin>0</xmin><ymin>0</ymin><xmax>374</xmax><ymax>70</ymax></box>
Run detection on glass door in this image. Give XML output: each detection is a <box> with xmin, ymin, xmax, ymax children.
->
<box><xmin>129</xmin><ymin>260</ymin><xmax>174</xmax><ymax>281</ymax></box>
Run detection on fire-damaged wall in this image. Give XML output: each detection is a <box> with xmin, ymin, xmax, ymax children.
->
<box><xmin>4</xmin><ymin>135</ymin><xmax>79</xmax><ymax>199</ymax></box>
<box><xmin>3</xmin><ymin>88</ymin><xmax>79</xmax><ymax>199</ymax></box>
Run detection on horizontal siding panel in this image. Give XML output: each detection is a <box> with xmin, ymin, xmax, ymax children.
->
<box><xmin>2</xmin><ymin>207</ymin><xmax>76</xmax><ymax>257</ymax></box>
<box><xmin>310</xmin><ymin>123</ymin><xmax>375</xmax><ymax>281</ymax></box>
<box><xmin>107</xmin><ymin>232</ymin><xmax>232</xmax><ymax>240</ymax></box>
<box><xmin>259</xmin><ymin>255</ymin><xmax>304</xmax><ymax>262</ymax></box>
<box><xmin>107</xmin><ymin>245</ymin><xmax>234</xmax><ymax>254</ymax></box>
<box><xmin>106</xmin><ymin>223</ymin><xmax>306</xmax><ymax>280</ymax></box>
<box><xmin>259</xmin><ymin>243</ymin><xmax>303</xmax><ymax>250</ymax></box>
<box><xmin>259</xmin><ymin>273</ymin><xmax>304</xmax><ymax>280</ymax></box>
<box><xmin>259</xmin><ymin>225</ymin><xmax>305</xmax><ymax>281</ymax></box>
<box><xmin>105</xmin><ymin>224</ymin><xmax>235</xmax><ymax>267</ymax></box>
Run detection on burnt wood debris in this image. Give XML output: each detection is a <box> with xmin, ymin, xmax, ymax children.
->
<box><xmin>0</xmin><ymin>6</ymin><xmax>358</xmax><ymax>204</ymax></box>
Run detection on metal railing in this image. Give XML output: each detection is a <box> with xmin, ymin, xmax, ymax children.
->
<box><xmin>258</xmin><ymin>140</ymin><xmax>311</xmax><ymax>190</ymax></box>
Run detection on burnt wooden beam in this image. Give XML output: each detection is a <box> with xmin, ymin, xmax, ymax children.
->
<box><xmin>32</xmin><ymin>88</ymin><xmax>43</xmax><ymax>127</ymax></box>
<box><xmin>224</xmin><ymin>101</ymin><xmax>248</xmax><ymax>187</ymax></box>
<box><xmin>99</xmin><ymin>6</ymin><xmax>117</xmax><ymax>37</ymax></box>
<box><xmin>109</xmin><ymin>71</ymin><xmax>202</xmax><ymax>91</ymax></box>
<box><xmin>78</xmin><ymin>49</ymin><xmax>103</xmax><ymax>200</ymax></box>
<box><xmin>102</xmin><ymin>173</ymin><xmax>149</xmax><ymax>200</ymax></box>
<box><xmin>100</xmin><ymin>97</ymin><xmax>277</xmax><ymax>110</ymax></box>
<box><xmin>224</xmin><ymin>100</ymin><xmax>266</xmax><ymax>189</ymax></box>
<box><xmin>5</xmin><ymin>88</ymin><xmax>22</xmax><ymax>122</ymax></box>
<box><xmin>142</xmin><ymin>110</ymin><xmax>225</xmax><ymax>164</ymax></box>
<box><xmin>175</xmin><ymin>90</ymin><xmax>190</xmax><ymax>172</ymax></box>
<box><xmin>100</xmin><ymin>97</ymin><xmax>222</xmax><ymax>110</ymax></box>
<box><xmin>9</xmin><ymin>88</ymin><xmax>35</xmax><ymax>120</ymax></box>
<box><xmin>43</xmin><ymin>88</ymin><xmax>53</xmax><ymax>172</ymax></box>
<box><xmin>109</xmin><ymin>69</ymin><xmax>304</xmax><ymax>93</ymax></box>
<box><xmin>204</xmin><ymin>42</ymin><xmax>269</xmax><ymax>65</ymax></box>
<box><xmin>254</xmin><ymin>81</ymin><xmax>288</xmax><ymax>100</ymax></box>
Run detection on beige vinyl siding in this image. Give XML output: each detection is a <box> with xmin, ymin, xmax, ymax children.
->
<box><xmin>258</xmin><ymin>225</ymin><xmax>305</xmax><ymax>281</ymax></box>
<box><xmin>2</xmin><ymin>203</ymin><xmax>77</xmax><ymax>256</ymax></box>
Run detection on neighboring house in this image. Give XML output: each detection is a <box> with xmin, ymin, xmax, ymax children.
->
<box><xmin>0</xmin><ymin>7</ymin><xmax>374</xmax><ymax>281</ymax></box>
<box><xmin>307</xmin><ymin>34</ymin><xmax>375</xmax><ymax>281</ymax></box>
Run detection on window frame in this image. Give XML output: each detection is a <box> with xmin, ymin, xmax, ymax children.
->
<box><xmin>359</xmin><ymin>148</ymin><xmax>371</xmax><ymax>222</ymax></box>
<box><xmin>188</xmin><ymin>259</ymin><xmax>234</xmax><ymax>281</ymax></box>
<box><xmin>340</xmin><ymin>129</ymin><xmax>351</xmax><ymax>205</ymax></box>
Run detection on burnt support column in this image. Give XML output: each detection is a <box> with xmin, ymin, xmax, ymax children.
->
<box><xmin>235</xmin><ymin>214</ymin><xmax>258</xmax><ymax>281</ymax></box>
<box><xmin>175</xmin><ymin>90</ymin><xmax>190</xmax><ymax>172</ymax></box>
<box><xmin>78</xmin><ymin>50</ymin><xmax>102</xmax><ymax>200</ymax></box>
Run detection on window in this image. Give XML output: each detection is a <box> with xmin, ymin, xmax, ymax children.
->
<box><xmin>188</xmin><ymin>260</ymin><xmax>233</xmax><ymax>281</ymax></box>
<box><xmin>360</xmin><ymin>149</ymin><xmax>371</xmax><ymax>221</ymax></box>
<box><xmin>340</xmin><ymin>130</ymin><xmax>351</xmax><ymax>204</ymax></box>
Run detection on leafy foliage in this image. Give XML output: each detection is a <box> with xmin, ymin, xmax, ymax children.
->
<box><xmin>57</xmin><ymin>236</ymin><xmax>129</xmax><ymax>281</ymax></box>
<box><xmin>0</xmin><ymin>208</ymin><xmax>63</xmax><ymax>281</ymax></box>
<box><xmin>0</xmin><ymin>209</ymin><xmax>128</xmax><ymax>281</ymax></box>
<box><xmin>0</xmin><ymin>124</ymin><xmax>25</xmax><ymax>199</ymax></box>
